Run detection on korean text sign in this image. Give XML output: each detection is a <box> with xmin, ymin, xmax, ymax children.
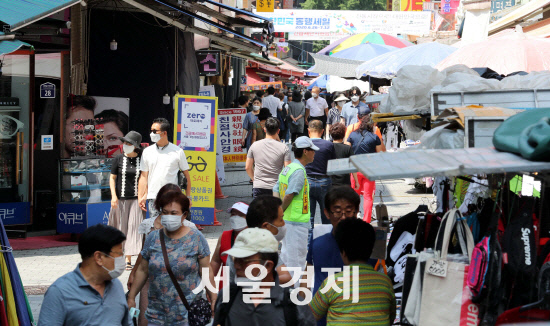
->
<box><xmin>218</xmin><ymin>108</ymin><xmax>247</xmax><ymax>163</ymax></box>
<box><xmin>258</xmin><ymin>10</ymin><xmax>431</xmax><ymax>36</ymax></box>
<box><xmin>256</xmin><ymin>0</ymin><xmax>275</xmax><ymax>12</ymax></box>
<box><xmin>174</xmin><ymin>95</ymin><xmax>217</xmax><ymax>225</ymax></box>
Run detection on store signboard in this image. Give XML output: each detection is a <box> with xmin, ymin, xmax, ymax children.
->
<box><xmin>440</xmin><ymin>0</ymin><xmax>460</xmax><ymax>15</ymax></box>
<box><xmin>57</xmin><ymin>203</ymin><xmax>87</xmax><ymax>234</ymax></box>
<box><xmin>218</xmin><ymin>108</ymin><xmax>247</xmax><ymax>163</ymax></box>
<box><xmin>0</xmin><ymin>97</ymin><xmax>19</xmax><ymax>106</ymax></box>
<box><xmin>491</xmin><ymin>0</ymin><xmax>515</xmax><ymax>14</ymax></box>
<box><xmin>174</xmin><ymin>95</ymin><xmax>217</xmax><ymax>225</ymax></box>
<box><xmin>260</xmin><ymin>10</ymin><xmax>431</xmax><ymax>37</ymax></box>
<box><xmin>256</xmin><ymin>0</ymin><xmax>275</xmax><ymax>12</ymax></box>
<box><xmin>196</xmin><ymin>51</ymin><xmax>221</xmax><ymax>76</ymax></box>
<box><xmin>0</xmin><ymin>202</ymin><xmax>30</xmax><ymax>225</ymax></box>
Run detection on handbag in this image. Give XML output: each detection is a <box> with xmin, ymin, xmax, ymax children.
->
<box><xmin>159</xmin><ymin>230</ymin><xmax>212</xmax><ymax>326</ymax></box>
<box><xmin>418</xmin><ymin>209</ymin><xmax>478</xmax><ymax>326</ymax></box>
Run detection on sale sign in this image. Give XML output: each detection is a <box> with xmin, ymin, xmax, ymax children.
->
<box><xmin>174</xmin><ymin>95</ymin><xmax>218</xmax><ymax>225</ymax></box>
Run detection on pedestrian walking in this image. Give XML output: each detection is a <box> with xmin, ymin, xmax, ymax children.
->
<box><xmin>288</xmin><ymin>90</ymin><xmax>306</xmax><ymax>143</ymax></box>
<box><xmin>212</xmin><ymin>228</ymin><xmax>316</xmax><ymax>326</ymax></box>
<box><xmin>339</xmin><ymin>86</ymin><xmax>369</xmax><ymax>127</ymax></box>
<box><xmin>38</xmin><ymin>224</ymin><xmax>131</xmax><ymax>326</ymax></box>
<box><xmin>281</xmin><ymin>92</ymin><xmax>292</xmax><ymax>143</ymax></box>
<box><xmin>108</xmin><ymin>130</ymin><xmax>146</xmax><ymax>271</ymax></box>
<box><xmin>276</xmin><ymin>92</ymin><xmax>287</xmax><ymax>142</ymax></box>
<box><xmin>246</xmin><ymin>117</ymin><xmax>291</xmax><ymax>197</ymax></box>
<box><xmin>241</xmin><ymin>97</ymin><xmax>261</xmax><ymax>151</ymax></box>
<box><xmin>305</xmin><ymin>120</ymin><xmax>335</xmax><ymax>243</ymax></box>
<box><xmin>310</xmin><ymin>218</ymin><xmax>396</xmax><ymax>325</ymax></box>
<box><xmin>329</xmin><ymin>123</ymin><xmax>354</xmax><ymax>187</ymax></box>
<box><xmin>129</xmin><ymin>183</ymin><xmax>197</xmax><ymax>326</ymax></box>
<box><xmin>274</xmin><ymin>136</ymin><xmax>318</xmax><ymax>281</ymax></box>
<box><xmin>326</xmin><ymin>93</ymin><xmax>348</xmax><ymax>140</ymax></box>
<box><xmin>127</xmin><ymin>190</ymin><xmax>216</xmax><ymax>325</ymax></box>
<box><xmin>262</xmin><ymin>86</ymin><xmax>282</xmax><ymax>118</ymax></box>
<box><xmin>305</xmin><ymin>186</ymin><xmax>360</xmax><ymax>326</ymax></box>
<box><xmin>210</xmin><ymin>201</ymin><xmax>249</xmax><ymax>290</ymax></box>
<box><xmin>138</xmin><ymin>118</ymin><xmax>191</xmax><ymax>220</ymax></box>
<box><xmin>346</xmin><ymin>113</ymin><xmax>385</xmax><ymax>223</ymax></box>
<box><xmin>305</xmin><ymin>86</ymin><xmax>328</xmax><ymax>129</ymax></box>
<box><xmin>251</xmin><ymin>108</ymin><xmax>271</xmax><ymax>144</ymax></box>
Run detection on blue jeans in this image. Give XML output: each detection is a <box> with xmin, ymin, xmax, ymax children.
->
<box><xmin>307</xmin><ymin>176</ymin><xmax>332</xmax><ymax>245</ymax></box>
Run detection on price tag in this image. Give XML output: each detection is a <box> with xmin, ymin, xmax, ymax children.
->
<box><xmin>426</xmin><ymin>259</ymin><xmax>448</xmax><ymax>278</ymax></box>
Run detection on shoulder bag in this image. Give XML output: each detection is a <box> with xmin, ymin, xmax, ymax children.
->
<box><xmin>159</xmin><ymin>230</ymin><xmax>212</xmax><ymax>326</ymax></box>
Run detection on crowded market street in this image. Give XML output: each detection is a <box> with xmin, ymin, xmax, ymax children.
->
<box><xmin>17</xmin><ymin>163</ymin><xmax>427</xmax><ymax>321</ymax></box>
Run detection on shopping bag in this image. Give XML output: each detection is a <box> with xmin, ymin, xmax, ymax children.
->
<box><xmin>419</xmin><ymin>209</ymin><xmax>479</xmax><ymax>326</ymax></box>
<box><xmin>403</xmin><ymin>251</ymin><xmax>434</xmax><ymax>325</ymax></box>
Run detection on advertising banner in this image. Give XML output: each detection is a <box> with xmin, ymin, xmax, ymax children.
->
<box><xmin>260</xmin><ymin>10</ymin><xmax>431</xmax><ymax>37</ymax></box>
<box><xmin>0</xmin><ymin>202</ymin><xmax>30</xmax><ymax>225</ymax></box>
<box><xmin>174</xmin><ymin>95</ymin><xmax>217</xmax><ymax>225</ymax></box>
<box><xmin>218</xmin><ymin>108</ymin><xmax>247</xmax><ymax>163</ymax></box>
<box><xmin>199</xmin><ymin>85</ymin><xmax>225</xmax><ymax>184</ymax></box>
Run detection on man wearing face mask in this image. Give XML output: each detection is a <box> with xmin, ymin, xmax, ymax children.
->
<box><xmin>326</xmin><ymin>93</ymin><xmax>348</xmax><ymax>141</ymax></box>
<box><xmin>38</xmin><ymin>224</ymin><xmax>131</xmax><ymax>326</ymax></box>
<box><xmin>242</xmin><ymin>97</ymin><xmax>262</xmax><ymax>151</ymax></box>
<box><xmin>305</xmin><ymin>86</ymin><xmax>328</xmax><ymax>129</ymax></box>
<box><xmin>213</xmin><ymin>228</ymin><xmax>316</xmax><ymax>326</ymax></box>
<box><xmin>138</xmin><ymin>117</ymin><xmax>191</xmax><ymax>220</ymax></box>
<box><xmin>340</xmin><ymin>86</ymin><xmax>369</xmax><ymax>127</ymax></box>
<box><xmin>211</xmin><ymin>202</ymin><xmax>249</xmax><ymax>290</ymax></box>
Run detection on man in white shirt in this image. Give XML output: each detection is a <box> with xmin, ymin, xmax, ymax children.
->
<box><xmin>305</xmin><ymin>86</ymin><xmax>328</xmax><ymax>129</ymax></box>
<box><xmin>262</xmin><ymin>86</ymin><xmax>282</xmax><ymax>118</ymax></box>
<box><xmin>138</xmin><ymin>118</ymin><xmax>191</xmax><ymax>219</ymax></box>
<box><xmin>246</xmin><ymin>117</ymin><xmax>291</xmax><ymax>197</ymax></box>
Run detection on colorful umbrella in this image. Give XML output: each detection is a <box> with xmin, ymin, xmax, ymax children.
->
<box><xmin>317</xmin><ymin>35</ymin><xmax>353</xmax><ymax>55</ymax></box>
<box><xmin>436</xmin><ymin>27</ymin><xmax>550</xmax><ymax>74</ymax></box>
<box><xmin>330</xmin><ymin>43</ymin><xmax>398</xmax><ymax>61</ymax></box>
<box><xmin>355</xmin><ymin>42</ymin><xmax>457</xmax><ymax>79</ymax></box>
<box><xmin>329</xmin><ymin>32</ymin><xmax>413</xmax><ymax>55</ymax></box>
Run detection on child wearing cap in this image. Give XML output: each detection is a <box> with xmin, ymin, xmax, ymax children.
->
<box><xmin>211</xmin><ymin>202</ymin><xmax>249</xmax><ymax>290</ymax></box>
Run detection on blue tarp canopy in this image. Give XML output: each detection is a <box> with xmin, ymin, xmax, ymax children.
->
<box><xmin>308</xmin><ymin>75</ymin><xmax>329</xmax><ymax>90</ymax></box>
<box><xmin>0</xmin><ymin>33</ymin><xmax>32</xmax><ymax>56</ymax></box>
<box><xmin>0</xmin><ymin>0</ymin><xmax>80</xmax><ymax>31</ymax></box>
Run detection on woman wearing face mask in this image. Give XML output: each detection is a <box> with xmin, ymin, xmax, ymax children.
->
<box><xmin>288</xmin><ymin>89</ymin><xmax>306</xmax><ymax>143</ymax></box>
<box><xmin>127</xmin><ymin>190</ymin><xmax>216</xmax><ymax>326</ymax></box>
<box><xmin>241</xmin><ymin>97</ymin><xmax>262</xmax><ymax>151</ymax></box>
<box><xmin>326</xmin><ymin>93</ymin><xmax>349</xmax><ymax>141</ymax></box>
<box><xmin>210</xmin><ymin>202</ymin><xmax>249</xmax><ymax>290</ymax></box>
<box><xmin>108</xmin><ymin>130</ymin><xmax>145</xmax><ymax>271</ymax></box>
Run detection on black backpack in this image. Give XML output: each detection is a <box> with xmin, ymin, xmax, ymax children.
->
<box><xmin>214</xmin><ymin>283</ymin><xmax>299</xmax><ymax>326</ymax></box>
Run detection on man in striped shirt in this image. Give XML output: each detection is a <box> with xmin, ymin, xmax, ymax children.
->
<box><xmin>309</xmin><ymin>218</ymin><xmax>396</xmax><ymax>325</ymax></box>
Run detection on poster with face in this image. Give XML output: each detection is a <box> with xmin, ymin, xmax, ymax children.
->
<box><xmin>63</xmin><ymin>96</ymin><xmax>130</xmax><ymax>158</ymax></box>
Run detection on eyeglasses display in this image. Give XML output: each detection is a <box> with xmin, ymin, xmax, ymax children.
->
<box><xmin>70</xmin><ymin>118</ymin><xmax>106</xmax><ymax>158</ymax></box>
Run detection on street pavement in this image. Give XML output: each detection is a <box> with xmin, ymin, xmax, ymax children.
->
<box><xmin>16</xmin><ymin>163</ymin><xmax>432</xmax><ymax>321</ymax></box>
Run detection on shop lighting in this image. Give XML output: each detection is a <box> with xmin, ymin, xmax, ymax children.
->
<box><xmin>163</xmin><ymin>94</ymin><xmax>170</xmax><ymax>105</ymax></box>
<box><xmin>110</xmin><ymin>39</ymin><xmax>117</xmax><ymax>51</ymax></box>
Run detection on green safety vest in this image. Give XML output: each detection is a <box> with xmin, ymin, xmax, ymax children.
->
<box><xmin>277</xmin><ymin>162</ymin><xmax>310</xmax><ymax>223</ymax></box>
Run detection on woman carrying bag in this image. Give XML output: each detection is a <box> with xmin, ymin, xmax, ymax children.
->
<box><xmin>108</xmin><ymin>131</ymin><xmax>146</xmax><ymax>270</ymax></box>
<box><xmin>127</xmin><ymin>191</ymin><xmax>216</xmax><ymax>326</ymax></box>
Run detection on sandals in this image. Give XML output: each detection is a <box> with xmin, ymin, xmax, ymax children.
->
<box><xmin>126</xmin><ymin>262</ymin><xmax>133</xmax><ymax>271</ymax></box>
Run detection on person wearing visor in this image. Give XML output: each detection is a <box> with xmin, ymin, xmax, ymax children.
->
<box><xmin>274</xmin><ymin>136</ymin><xmax>319</xmax><ymax>282</ymax></box>
<box><xmin>213</xmin><ymin>228</ymin><xmax>315</xmax><ymax>326</ymax></box>
<box><xmin>38</xmin><ymin>224</ymin><xmax>131</xmax><ymax>326</ymax></box>
<box><xmin>108</xmin><ymin>130</ymin><xmax>146</xmax><ymax>271</ymax></box>
<box><xmin>326</xmin><ymin>93</ymin><xmax>348</xmax><ymax>141</ymax></box>
<box><xmin>127</xmin><ymin>190</ymin><xmax>216</xmax><ymax>325</ymax></box>
<box><xmin>138</xmin><ymin>117</ymin><xmax>191</xmax><ymax>219</ymax></box>
<box><xmin>211</xmin><ymin>202</ymin><xmax>250</xmax><ymax>290</ymax></box>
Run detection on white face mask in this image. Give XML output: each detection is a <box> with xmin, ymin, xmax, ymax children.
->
<box><xmin>337</xmin><ymin>101</ymin><xmax>346</xmax><ymax>107</ymax></box>
<box><xmin>268</xmin><ymin>222</ymin><xmax>287</xmax><ymax>242</ymax></box>
<box><xmin>252</xmin><ymin>105</ymin><xmax>261</xmax><ymax>111</ymax></box>
<box><xmin>351</xmin><ymin>95</ymin><xmax>359</xmax><ymax>102</ymax></box>
<box><xmin>122</xmin><ymin>144</ymin><xmax>135</xmax><ymax>154</ymax></box>
<box><xmin>312</xmin><ymin>93</ymin><xmax>319</xmax><ymax>98</ymax></box>
<box><xmin>230</xmin><ymin>215</ymin><xmax>248</xmax><ymax>231</ymax></box>
<box><xmin>161</xmin><ymin>214</ymin><xmax>182</xmax><ymax>232</ymax></box>
<box><xmin>150</xmin><ymin>132</ymin><xmax>161</xmax><ymax>143</ymax></box>
<box><xmin>102</xmin><ymin>254</ymin><xmax>126</xmax><ymax>279</ymax></box>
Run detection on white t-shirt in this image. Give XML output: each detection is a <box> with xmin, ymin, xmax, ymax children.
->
<box><xmin>262</xmin><ymin>95</ymin><xmax>282</xmax><ymax>118</ymax></box>
<box><xmin>140</xmin><ymin>143</ymin><xmax>189</xmax><ymax>199</ymax></box>
<box><xmin>306</xmin><ymin>97</ymin><xmax>328</xmax><ymax>117</ymax></box>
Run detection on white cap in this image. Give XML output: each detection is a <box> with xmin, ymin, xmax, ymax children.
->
<box><xmin>227</xmin><ymin>202</ymin><xmax>249</xmax><ymax>215</ymax></box>
<box><xmin>294</xmin><ymin>136</ymin><xmax>319</xmax><ymax>151</ymax></box>
<box><xmin>222</xmin><ymin>228</ymin><xmax>278</xmax><ymax>258</ymax></box>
